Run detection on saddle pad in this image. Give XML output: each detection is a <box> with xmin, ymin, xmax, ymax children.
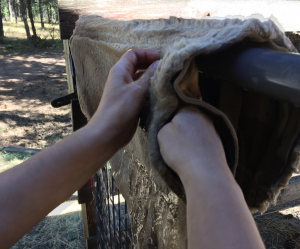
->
<box><xmin>70</xmin><ymin>15</ymin><xmax>299</xmax><ymax>248</ymax></box>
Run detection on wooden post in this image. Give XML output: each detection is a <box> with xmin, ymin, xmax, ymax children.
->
<box><xmin>63</xmin><ymin>39</ymin><xmax>97</xmax><ymax>249</ymax></box>
<box><xmin>63</xmin><ymin>40</ymin><xmax>74</xmax><ymax>93</ymax></box>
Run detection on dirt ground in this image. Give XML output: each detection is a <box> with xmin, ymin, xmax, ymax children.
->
<box><xmin>0</xmin><ymin>50</ymin><xmax>72</xmax><ymax>149</ymax></box>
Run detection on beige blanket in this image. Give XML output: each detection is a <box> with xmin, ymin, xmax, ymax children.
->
<box><xmin>70</xmin><ymin>15</ymin><xmax>300</xmax><ymax>248</ymax></box>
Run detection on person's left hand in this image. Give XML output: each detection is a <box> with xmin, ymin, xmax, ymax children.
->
<box><xmin>88</xmin><ymin>49</ymin><xmax>160</xmax><ymax>153</ymax></box>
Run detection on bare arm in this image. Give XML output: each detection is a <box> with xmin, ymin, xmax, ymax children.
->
<box><xmin>158</xmin><ymin>106</ymin><xmax>265</xmax><ymax>249</ymax></box>
<box><xmin>0</xmin><ymin>49</ymin><xmax>160</xmax><ymax>249</ymax></box>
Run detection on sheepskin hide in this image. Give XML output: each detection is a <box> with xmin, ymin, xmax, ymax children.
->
<box><xmin>70</xmin><ymin>15</ymin><xmax>300</xmax><ymax>248</ymax></box>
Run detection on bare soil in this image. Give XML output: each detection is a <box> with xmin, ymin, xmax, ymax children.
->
<box><xmin>0</xmin><ymin>50</ymin><xmax>72</xmax><ymax>149</ymax></box>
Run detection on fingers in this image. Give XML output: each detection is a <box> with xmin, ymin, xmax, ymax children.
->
<box><xmin>133</xmin><ymin>70</ymin><xmax>146</xmax><ymax>81</ymax></box>
<box><xmin>125</xmin><ymin>49</ymin><xmax>161</xmax><ymax>73</ymax></box>
<box><xmin>133</xmin><ymin>60</ymin><xmax>159</xmax><ymax>93</ymax></box>
<box><xmin>112</xmin><ymin>49</ymin><xmax>160</xmax><ymax>83</ymax></box>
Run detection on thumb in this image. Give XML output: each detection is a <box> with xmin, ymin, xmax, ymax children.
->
<box><xmin>133</xmin><ymin>60</ymin><xmax>160</xmax><ymax>91</ymax></box>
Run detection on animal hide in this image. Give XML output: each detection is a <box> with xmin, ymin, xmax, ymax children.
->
<box><xmin>70</xmin><ymin>15</ymin><xmax>300</xmax><ymax>248</ymax></box>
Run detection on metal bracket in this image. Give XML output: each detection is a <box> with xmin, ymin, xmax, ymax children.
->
<box><xmin>51</xmin><ymin>91</ymin><xmax>78</xmax><ymax>108</ymax></box>
<box><xmin>51</xmin><ymin>48</ymin><xmax>77</xmax><ymax>108</ymax></box>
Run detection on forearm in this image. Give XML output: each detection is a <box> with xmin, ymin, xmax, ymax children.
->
<box><xmin>183</xmin><ymin>164</ymin><xmax>265</xmax><ymax>249</ymax></box>
<box><xmin>0</xmin><ymin>124</ymin><xmax>115</xmax><ymax>249</ymax></box>
<box><xmin>0</xmin><ymin>49</ymin><xmax>159</xmax><ymax>249</ymax></box>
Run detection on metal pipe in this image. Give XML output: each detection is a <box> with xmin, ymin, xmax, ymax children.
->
<box><xmin>196</xmin><ymin>45</ymin><xmax>300</xmax><ymax>106</ymax></box>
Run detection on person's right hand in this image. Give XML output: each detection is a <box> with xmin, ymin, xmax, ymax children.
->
<box><xmin>157</xmin><ymin>106</ymin><xmax>231</xmax><ymax>186</ymax></box>
<box><xmin>158</xmin><ymin>106</ymin><xmax>266</xmax><ymax>249</ymax></box>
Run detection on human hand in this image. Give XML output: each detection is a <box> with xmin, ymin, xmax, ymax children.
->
<box><xmin>157</xmin><ymin>106</ymin><xmax>231</xmax><ymax>186</ymax></box>
<box><xmin>88</xmin><ymin>49</ymin><xmax>160</xmax><ymax>153</ymax></box>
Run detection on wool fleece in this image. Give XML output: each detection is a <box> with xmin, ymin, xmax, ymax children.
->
<box><xmin>70</xmin><ymin>15</ymin><xmax>300</xmax><ymax>248</ymax></box>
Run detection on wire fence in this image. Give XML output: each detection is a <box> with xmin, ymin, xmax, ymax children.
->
<box><xmin>93</xmin><ymin>163</ymin><xmax>133</xmax><ymax>249</ymax></box>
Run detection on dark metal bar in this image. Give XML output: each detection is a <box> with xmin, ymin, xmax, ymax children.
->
<box><xmin>93</xmin><ymin>159</ymin><xmax>132</xmax><ymax>248</ymax></box>
<box><xmin>196</xmin><ymin>45</ymin><xmax>300</xmax><ymax>106</ymax></box>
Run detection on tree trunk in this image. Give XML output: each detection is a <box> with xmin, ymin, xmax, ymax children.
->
<box><xmin>19</xmin><ymin>0</ymin><xmax>34</xmax><ymax>47</ymax></box>
<box><xmin>12</xmin><ymin>0</ymin><xmax>18</xmax><ymax>23</ymax></box>
<box><xmin>50</xmin><ymin>4</ymin><xmax>53</xmax><ymax>24</ymax></box>
<box><xmin>38</xmin><ymin>0</ymin><xmax>44</xmax><ymax>28</ymax></box>
<box><xmin>26</xmin><ymin>0</ymin><xmax>36</xmax><ymax>37</ymax></box>
<box><xmin>47</xmin><ymin>6</ymin><xmax>50</xmax><ymax>24</ymax></box>
<box><xmin>0</xmin><ymin>1</ymin><xmax>4</xmax><ymax>42</ymax></box>
<box><xmin>7</xmin><ymin>0</ymin><xmax>13</xmax><ymax>22</ymax></box>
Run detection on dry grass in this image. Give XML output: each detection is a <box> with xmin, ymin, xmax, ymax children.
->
<box><xmin>0</xmin><ymin>152</ymin><xmax>84</xmax><ymax>248</ymax></box>
<box><xmin>3</xmin><ymin>19</ymin><xmax>60</xmax><ymax>40</ymax></box>
<box><xmin>255</xmin><ymin>211</ymin><xmax>300</xmax><ymax>249</ymax></box>
<box><xmin>11</xmin><ymin>211</ymin><xmax>84</xmax><ymax>249</ymax></box>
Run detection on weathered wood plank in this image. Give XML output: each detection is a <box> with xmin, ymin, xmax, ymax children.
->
<box><xmin>58</xmin><ymin>0</ymin><xmax>300</xmax><ymax>39</ymax></box>
<box><xmin>2</xmin><ymin>146</ymin><xmax>42</xmax><ymax>154</ymax></box>
<box><xmin>86</xmin><ymin>235</ymin><xmax>98</xmax><ymax>249</ymax></box>
<box><xmin>81</xmin><ymin>203</ymin><xmax>89</xmax><ymax>245</ymax></box>
<box><xmin>78</xmin><ymin>180</ymin><xmax>93</xmax><ymax>204</ymax></box>
<box><xmin>81</xmin><ymin>201</ymin><xmax>97</xmax><ymax>248</ymax></box>
<box><xmin>63</xmin><ymin>40</ymin><xmax>74</xmax><ymax>93</ymax></box>
<box><xmin>63</xmin><ymin>41</ymin><xmax>96</xmax><ymax>248</ymax></box>
<box><xmin>60</xmin><ymin>12</ymin><xmax>79</xmax><ymax>40</ymax></box>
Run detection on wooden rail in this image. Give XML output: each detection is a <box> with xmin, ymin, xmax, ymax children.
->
<box><xmin>58</xmin><ymin>0</ymin><xmax>300</xmax><ymax>39</ymax></box>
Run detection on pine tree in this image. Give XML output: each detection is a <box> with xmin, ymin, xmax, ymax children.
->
<box><xmin>26</xmin><ymin>0</ymin><xmax>36</xmax><ymax>37</ymax></box>
<box><xmin>46</xmin><ymin>5</ymin><xmax>50</xmax><ymax>24</ymax></box>
<box><xmin>12</xmin><ymin>0</ymin><xmax>18</xmax><ymax>23</ymax></box>
<box><xmin>19</xmin><ymin>0</ymin><xmax>34</xmax><ymax>47</ymax></box>
<box><xmin>38</xmin><ymin>0</ymin><xmax>43</xmax><ymax>28</ymax></box>
<box><xmin>7</xmin><ymin>0</ymin><xmax>13</xmax><ymax>22</ymax></box>
<box><xmin>0</xmin><ymin>0</ymin><xmax>4</xmax><ymax>42</ymax></box>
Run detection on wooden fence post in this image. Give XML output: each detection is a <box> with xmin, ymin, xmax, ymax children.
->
<box><xmin>63</xmin><ymin>39</ymin><xmax>97</xmax><ymax>249</ymax></box>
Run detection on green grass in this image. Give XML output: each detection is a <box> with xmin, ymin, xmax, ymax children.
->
<box><xmin>0</xmin><ymin>151</ymin><xmax>32</xmax><ymax>173</ymax></box>
<box><xmin>0</xmin><ymin>18</ymin><xmax>63</xmax><ymax>54</ymax></box>
<box><xmin>3</xmin><ymin>19</ymin><xmax>60</xmax><ymax>40</ymax></box>
<box><xmin>42</xmin><ymin>133</ymin><xmax>63</xmax><ymax>149</ymax></box>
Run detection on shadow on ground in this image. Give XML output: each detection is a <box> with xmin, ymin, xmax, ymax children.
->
<box><xmin>256</xmin><ymin>212</ymin><xmax>300</xmax><ymax>249</ymax></box>
<box><xmin>0</xmin><ymin>50</ymin><xmax>72</xmax><ymax>148</ymax></box>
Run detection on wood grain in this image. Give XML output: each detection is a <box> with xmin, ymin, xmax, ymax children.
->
<box><xmin>58</xmin><ymin>0</ymin><xmax>300</xmax><ymax>39</ymax></box>
<box><xmin>63</xmin><ymin>42</ymin><xmax>96</xmax><ymax>248</ymax></box>
<box><xmin>63</xmin><ymin>40</ymin><xmax>74</xmax><ymax>93</ymax></box>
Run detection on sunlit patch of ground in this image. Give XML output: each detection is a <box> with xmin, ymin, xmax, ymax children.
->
<box><xmin>0</xmin><ymin>51</ymin><xmax>72</xmax><ymax>149</ymax></box>
<box><xmin>0</xmin><ymin>151</ymin><xmax>85</xmax><ymax>248</ymax></box>
<box><xmin>12</xmin><ymin>206</ymin><xmax>85</xmax><ymax>249</ymax></box>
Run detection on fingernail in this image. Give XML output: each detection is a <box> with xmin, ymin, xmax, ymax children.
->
<box><xmin>152</xmin><ymin>60</ymin><xmax>160</xmax><ymax>69</ymax></box>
